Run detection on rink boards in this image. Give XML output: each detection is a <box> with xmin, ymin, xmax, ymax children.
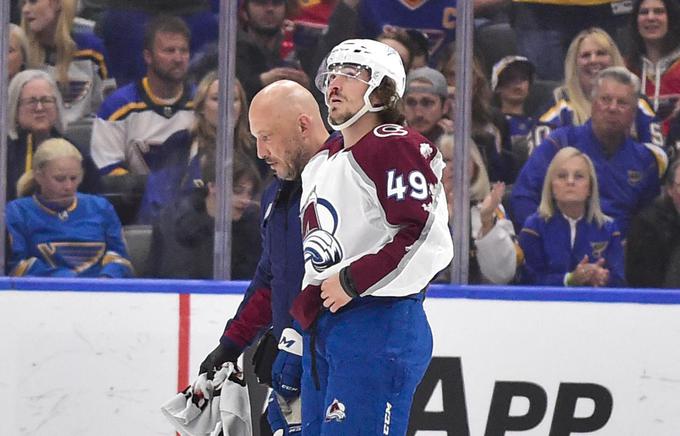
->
<box><xmin>0</xmin><ymin>278</ymin><xmax>678</xmax><ymax>436</ymax></box>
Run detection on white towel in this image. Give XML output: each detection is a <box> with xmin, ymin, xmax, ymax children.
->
<box><xmin>161</xmin><ymin>362</ymin><xmax>252</xmax><ymax>436</ymax></box>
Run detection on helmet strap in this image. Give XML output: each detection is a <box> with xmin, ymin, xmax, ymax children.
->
<box><xmin>327</xmin><ymin>84</ymin><xmax>384</xmax><ymax>131</ymax></box>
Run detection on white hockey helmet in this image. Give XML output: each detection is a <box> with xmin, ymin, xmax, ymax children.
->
<box><xmin>315</xmin><ymin>39</ymin><xmax>406</xmax><ymax>130</ymax></box>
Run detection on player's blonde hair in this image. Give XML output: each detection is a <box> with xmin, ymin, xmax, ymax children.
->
<box><xmin>538</xmin><ymin>146</ymin><xmax>608</xmax><ymax>227</ymax></box>
<box><xmin>557</xmin><ymin>28</ymin><xmax>625</xmax><ymax>126</ymax></box>
<box><xmin>17</xmin><ymin>137</ymin><xmax>83</xmax><ymax>197</ymax></box>
<box><xmin>22</xmin><ymin>0</ymin><xmax>78</xmax><ymax>89</ymax></box>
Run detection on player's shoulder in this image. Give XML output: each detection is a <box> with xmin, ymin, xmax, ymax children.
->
<box><xmin>361</xmin><ymin>124</ymin><xmax>434</xmax><ymax>155</ymax></box>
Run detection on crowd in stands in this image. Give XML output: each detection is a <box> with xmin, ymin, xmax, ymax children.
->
<box><xmin>5</xmin><ymin>0</ymin><xmax>680</xmax><ymax>289</ymax></box>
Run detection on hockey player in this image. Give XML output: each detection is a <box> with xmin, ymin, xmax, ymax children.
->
<box><xmin>511</xmin><ymin>66</ymin><xmax>668</xmax><ymax>235</ymax></box>
<box><xmin>289</xmin><ymin>39</ymin><xmax>453</xmax><ymax>435</ymax></box>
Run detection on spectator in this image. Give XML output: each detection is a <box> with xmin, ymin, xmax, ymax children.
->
<box><xmin>289</xmin><ymin>0</ymin><xmax>339</xmax><ymax>75</ymax></box>
<box><xmin>627</xmin><ymin>0</ymin><xmax>680</xmax><ymax>149</ymax></box>
<box><xmin>440</xmin><ymin>45</ymin><xmax>514</xmax><ymax>183</ymax></box>
<box><xmin>437</xmin><ymin>135</ymin><xmax>520</xmax><ymax>284</ymax></box>
<box><xmin>309</xmin><ymin>1</ymin><xmax>503</xmax><ymax>76</ymax></box>
<box><xmin>626</xmin><ymin>158</ymin><xmax>680</xmax><ymax>288</ymax></box>
<box><xmin>91</xmin><ymin>15</ymin><xmax>194</xmax><ymax>176</ymax></box>
<box><xmin>97</xmin><ymin>0</ymin><xmax>219</xmax><ymax>87</ymax></box>
<box><xmin>237</xmin><ymin>0</ymin><xmax>310</xmax><ymax>102</ymax></box>
<box><xmin>136</xmin><ymin>72</ymin><xmax>264</xmax><ymax>224</ymax></box>
<box><xmin>518</xmin><ymin>146</ymin><xmax>625</xmax><ymax>287</ymax></box>
<box><xmin>628</xmin><ymin>0</ymin><xmax>680</xmax><ymax>110</ymax></box>
<box><xmin>6</xmin><ymin>138</ymin><xmax>132</xmax><ymax>278</ymax></box>
<box><xmin>7</xmin><ymin>69</ymin><xmax>100</xmax><ymax>202</ymax></box>
<box><xmin>21</xmin><ymin>0</ymin><xmax>111</xmax><ymax>127</ymax></box>
<box><xmin>511</xmin><ymin>66</ymin><xmax>668</xmax><ymax>236</ymax></box>
<box><xmin>403</xmin><ymin>66</ymin><xmax>451</xmax><ymax>143</ymax></box>
<box><xmin>148</xmin><ymin>153</ymin><xmax>262</xmax><ymax>279</ymax></box>
<box><xmin>492</xmin><ymin>56</ymin><xmax>536</xmax><ymax>150</ymax></box>
<box><xmin>377</xmin><ymin>28</ymin><xmax>419</xmax><ymax>72</ymax></box>
<box><xmin>510</xmin><ymin>0</ymin><xmax>632</xmax><ymax>81</ymax></box>
<box><xmin>9</xmin><ymin>23</ymin><xmax>28</xmax><ymax>81</ymax></box>
<box><xmin>533</xmin><ymin>28</ymin><xmax>662</xmax><ymax>150</ymax></box>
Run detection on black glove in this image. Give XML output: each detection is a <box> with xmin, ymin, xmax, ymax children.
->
<box><xmin>199</xmin><ymin>342</ymin><xmax>240</xmax><ymax>375</ymax></box>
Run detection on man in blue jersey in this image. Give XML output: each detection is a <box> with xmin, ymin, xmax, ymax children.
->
<box><xmin>511</xmin><ymin>66</ymin><xmax>668</xmax><ymax>235</ymax></box>
<box><xmin>91</xmin><ymin>15</ymin><xmax>194</xmax><ymax>176</ymax></box>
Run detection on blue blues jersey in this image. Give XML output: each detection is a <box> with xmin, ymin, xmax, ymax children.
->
<box><xmin>505</xmin><ymin>113</ymin><xmax>535</xmax><ymax>147</ymax></box>
<box><xmin>91</xmin><ymin>77</ymin><xmax>195</xmax><ymax>175</ymax></box>
<box><xmin>531</xmin><ymin>96</ymin><xmax>663</xmax><ymax>153</ymax></box>
<box><xmin>7</xmin><ymin>193</ymin><xmax>133</xmax><ymax>278</ymax></box>
<box><xmin>357</xmin><ymin>0</ymin><xmax>456</xmax><ymax>65</ymax></box>
<box><xmin>511</xmin><ymin>121</ymin><xmax>667</xmax><ymax>235</ymax></box>
<box><xmin>519</xmin><ymin>212</ymin><xmax>625</xmax><ymax>287</ymax></box>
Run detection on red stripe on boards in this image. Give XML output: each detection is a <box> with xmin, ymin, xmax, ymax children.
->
<box><xmin>177</xmin><ymin>293</ymin><xmax>191</xmax><ymax>392</ymax></box>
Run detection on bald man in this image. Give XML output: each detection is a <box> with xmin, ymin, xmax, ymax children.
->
<box><xmin>199</xmin><ymin>80</ymin><xmax>328</xmax><ymax>435</ymax></box>
<box><xmin>250</xmin><ymin>80</ymin><xmax>330</xmax><ymax>180</ymax></box>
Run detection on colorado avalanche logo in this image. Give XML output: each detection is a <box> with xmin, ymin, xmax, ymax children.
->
<box><xmin>302</xmin><ymin>190</ymin><xmax>343</xmax><ymax>272</ymax></box>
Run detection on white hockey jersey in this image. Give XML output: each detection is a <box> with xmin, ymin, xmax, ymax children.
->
<box><xmin>299</xmin><ymin>124</ymin><xmax>453</xmax><ymax>298</ymax></box>
<box><xmin>91</xmin><ymin>77</ymin><xmax>194</xmax><ymax>175</ymax></box>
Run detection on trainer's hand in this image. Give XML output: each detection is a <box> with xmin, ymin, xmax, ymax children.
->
<box><xmin>199</xmin><ymin>342</ymin><xmax>239</xmax><ymax>376</ymax></box>
<box><xmin>320</xmin><ymin>273</ymin><xmax>352</xmax><ymax>313</ymax></box>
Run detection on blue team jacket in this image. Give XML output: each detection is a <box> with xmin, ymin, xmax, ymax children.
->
<box><xmin>218</xmin><ymin>177</ymin><xmax>305</xmax><ymax>353</ymax></box>
<box><xmin>519</xmin><ymin>212</ymin><xmax>625</xmax><ymax>287</ymax></box>
<box><xmin>510</xmin><ymin>121</ymin><xmax>665</xmax><ymax>235</ymax></box>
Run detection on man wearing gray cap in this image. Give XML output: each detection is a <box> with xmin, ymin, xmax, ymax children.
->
<box><xmin>403</xmin><ymin>66</ymin><xmax>451</xmax><ymax>143</ymax></box>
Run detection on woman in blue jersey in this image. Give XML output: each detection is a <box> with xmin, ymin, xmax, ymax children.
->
<box><xmin>533</xmin><ymin>27</ymin><xmax>662</xmax><ymax>149</ymax></box>
<box><xmin>21</xmin><ymin>0</ymin><xmax>112</xmax><ymax>126</ymax></box>
<box><xmin>518</xmin><ymin>146</ymin><xmax>625</xmax><ymax>287</ymax></box>
<box><xmin>6</xmin><ymin>138</ymin><xmax>132</xmax><ymax>278</ymax></box>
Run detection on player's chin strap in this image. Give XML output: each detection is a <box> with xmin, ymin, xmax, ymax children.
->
<box><xmin>327</xmin><ymin>86</ymin><xmax>386</xmax><ymax>131</ymax></box>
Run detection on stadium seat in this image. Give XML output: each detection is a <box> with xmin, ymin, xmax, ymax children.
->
<box><xmin>122</xmin><ymin>225</ymin><xmax>153</xmax><ymax>277</ymax></box>
<box><xmin>64</xmin><ymin>117</ymin><xmax>94</xmax><ymax>151</ymax></box>
<box><xmin>525</xmin><ymin>79</ymin><xmax>560</xmax><ymax>118</ymax></box>
<box><xmin>100</xmin><ymin>174</ymin><xmax>147</xmax><ymax>225</ymax></box>
<box><xmin>475</xmin><ymin>23</ymin><xmax>518</xmax><ymax>77</ymax></box>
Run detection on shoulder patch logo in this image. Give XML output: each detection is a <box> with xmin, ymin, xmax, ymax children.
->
<box><xmin>590</xmin><ymin>241</ymin><xmax>609</xmax><ymax>259</ymax></box>
<box><xmin>302</xmin><ymin>189</ymin><xmax>343</xmax><ymax>272</ymax></box>
<box><xmin>627</xmin><ymin>170</ymin><xmax>642</xmax><ymax>186</ymax></box>
<box><xmin>419</xmin><ymin>142</ymin><xmax>433</xmax><ymax>159</ymax></box>
<box><xmin>325</xmin><ymin>398</ymin><xmax>346</xmax><ymax>422</ymax></box>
